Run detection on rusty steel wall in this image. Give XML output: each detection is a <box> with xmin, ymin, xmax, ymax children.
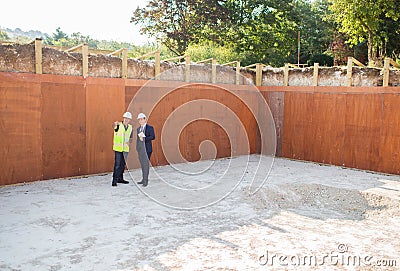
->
<box><xmin>85</xmin><ymin>77</ymin><xmax>125</xmax><ymax>175</ymax></box>
<box><xmin>41</xmin><ymin>75</ymin><xmax>86</xmax><ymax>179</ymax></box>
<box><xmin>1</xmin><ymin>71</ymin><xmax>400</xmax><ymax>186</ymax></box>
<box><xmin>279</xmin><ymin>86</ymin><xmax>400</xmax><ymax>175</ymax></box>
<box><xmin>180</xmin><ymin>84</ymin><xmax>258</xmax><ymax>161</ymax></box>
<box><xmin>0</xmin><ymin>73</ymin><xmax>126</xmax><ymax>185</ymax></box>
<box><xmin>0</xmin><ymin>73</ymin><xmax>261</xmax><ymax>185</ymax></box>
<box><xmin>0</xmin><ymin>73</ymin><xmax>42</xmax><ymax>184</ymax></box>
<box><xmin>380</xmin><ymin>94</ymin><xmax>400</xmax><ymax>174</ymax></box>
<box><xmin>126</xmin><ymin>83</ymin><xmax>260</xmax><ymax>168</ymax></box>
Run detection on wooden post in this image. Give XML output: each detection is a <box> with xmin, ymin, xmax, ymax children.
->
<box><xmin>383</xmin><ymin>57</ymin><xmax>390</xmax><ymax>87</ymax></box>
<box><xmin>346</xmin><ymin>57</ymin><xmax>353</xmax><ymax>87</ymax></box>
<box><xmin>236</xmin><ymin>61</ymin><xmax>241</xmax><ymax>85</ymax></box>
<box><xmin>185</xmin><ymin>55</ymin><xmax>191</xmax><ymax>82</ymax></box>
<box><xmin>313</xmin><ymin>62</ymin><xmax>319</xmax><ymax>86</ymax></box>
<box><xmin>284</xmin><ymin>63</ymin><xmax>289</xmax><ymax>86</ymax></box>
<box><xmin>352</xmin><ymin>57</ymin><xmax>366</xmax><ymax>67</ymax></box>
<box><xmin>255</xmin><ymin>63</ymin><xmax>262</xmax><ymax>86</ymax></box>
<box><xmin>34</xmin><ymin>38</ymin><xmax>42</xmax><ymax>74</ymax></box>
<box><xmin>212</xmin><ymin>58</ymin><xmax>217</xmax><ymax>83</ymax></box>
<box><xmin>82</xmin><ymin>44</ymin><xmax>89</xmax><ymax>78</ymax></box>
<box><xmin>389</xmin><ymin>58</ymin><xmax>400</xmax><ymax>69</ymax></box>
<box><xmin>155</xmin><ymin>50</ymin><xmax>161</xmax><ymax>79</ymax></box>
<box><xmin>122</xmin><ymin>48</ymin><xmax>128</xmax><ymax>79</ymax></box>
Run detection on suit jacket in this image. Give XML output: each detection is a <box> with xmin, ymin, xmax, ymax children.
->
<box><xmin>136</xmin><ymin>124</ymin><xmax>155</xmax><ymax>153</ymax></box>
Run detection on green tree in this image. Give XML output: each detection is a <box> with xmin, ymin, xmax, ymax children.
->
<box><xmin>329</xmin><ymin>0</ymin><xmax>399</xmax><ymax>65</ymax></box>
<box><xmin>131</xmin><ymin>0</ymin><xmax>338</xmax><ymax>66</ymax></box>
<box><xmin>186</xmin><ymin>42</ymin><xmax>240</xmax><ymax>63</ymax></box>
<box><xmin>377</xmin><ymin>12</ymin><xmax>400</xmax><ymax>61</ymax></box>
<box><xmin>0</xmin><ymin>29</ymin><xmax>9</xmax><ymax>41</ymax></box>
<box><xmin>131</xmin><ymin>0</ymin><xmax>230</xmax><ymax>55</ymax></box>
<box><xmin>44</xmin><ymin>27</ymin><xmax>68</xmax><ymax>45</ymax></box>
<box><xmin>285</xmin><ymin>0</ymin><xmax>336</xmax><ymax>65</ymax></box>
<box><xmin>224</xmin><ymin>0</ymin><xmax>299</xmax><ymax>66</ymax></box>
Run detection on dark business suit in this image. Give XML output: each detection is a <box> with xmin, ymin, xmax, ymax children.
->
<box><xmin>136</xmin><ymin>124</ymin><xmax>155</xmax><ymax>185</ymax></box>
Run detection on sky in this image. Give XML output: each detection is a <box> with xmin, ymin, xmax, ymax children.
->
<box><xmin>1</xmin><ymin>0</ymin><xmax>153</xmax><ymax>45</ymax></box>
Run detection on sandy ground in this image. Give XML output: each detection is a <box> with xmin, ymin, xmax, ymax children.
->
<box><xmin>0</xmin><ymin>155</ymin><xmax>399</xmax><ymax>271</ymax></box>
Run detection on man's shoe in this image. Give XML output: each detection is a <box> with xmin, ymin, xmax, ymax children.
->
<box><xmin>137</xmin><ymin>181</ymin><xmax>144</xmax><ymax>184</ymax></box>
<box><xmin>142</xmin><ymin>183</ymin><xmax>148</xmax><ymax>187</ymax></box>
<box><xmin>112</xmin><ymin>182</ymin><xmax>117</xmax><ymax>186</ymax></box>
<box><xmin>117</xmin><ymin>180</ymin><xmax>129</xmax><ymax>184</ymax></box>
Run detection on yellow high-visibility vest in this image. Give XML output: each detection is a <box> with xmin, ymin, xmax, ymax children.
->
<box><xmin>113</xmin><ymin>122</ymin><xmax>132</xmax><ymax>152</ymax></box>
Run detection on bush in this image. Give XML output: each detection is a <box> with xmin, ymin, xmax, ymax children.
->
<box><xmin>307</xmin><ymin>54</ymin><xmax>334</xmax><ymax>66</ymax></box>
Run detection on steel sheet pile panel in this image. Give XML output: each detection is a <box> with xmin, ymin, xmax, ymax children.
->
<box><xmin>86</xmin><ymin>77</ymin><xmax>125</xmax><ymax>174</ymax></box>
<box><xmin>280</xmin><ymin>86</ymin><xmax>400</xmax><ymax>175</ymax></box>
<box><xmin>344</xmin><ymin>94</ymin><xmax>382</xmax><ymax>171</ymax></box>
<box><xmin>125</xmin><ymin>81</ymin><xmax>168</xmax><ymax>168</ymax></box>
<box><xmin>379</xmin><ymin>94</ymin><xmax>400</xmax><ymax>174</ymax></box>
<box><xmin>179</xmin><ymin>120</ymin><xmax>230</xmax><ymax>162</ymax></box>
<box><xmin>311</xmin><ymin>93</ymin><xmax>346</xmax><ymax>165</ymax></box>
<box><xmin>125</xmin><ymin>86</ymin><xmax>140</xmax><ymax>109</ymax></box>
<box><xmin>282</xmin><ymin>91</ymin><xmax>314</xmax><ymax>160</ymax></box>
<box><xmin>0</xmin><ymin>73</ymin><xmax>42</xmax><ymax>185</ymax></box>
<box><xmin>124</xmin><ymin>81</ymin><xmax>144</xmax><ymax>169</ymax></box>
<box><xmin>41</xmin><ymin>76</ymin><xmax>86</xmax><ymax>179</ymax></box>
<box><xmin>147</xmin><ymin>84</ymin><xmax>258</xmax><ymax>167</ymax></box>
<box><xmin>124</xmin><ymin>79</ymin><xmax>147</xmax><ymax>109</ymax></box>
<box><xmin>259</xmin><ymin>89</ymin><xmax>284</xmax><ymax>157</ymax></box>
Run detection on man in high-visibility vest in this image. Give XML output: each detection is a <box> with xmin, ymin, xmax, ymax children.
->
<box><xmin>112</xmin><ymin>112</ymin><xmax>133</xmax><ymax>186</ymax></box>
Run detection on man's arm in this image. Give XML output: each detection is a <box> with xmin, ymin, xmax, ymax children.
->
<box><xmin>129</xmin><ymin>128</ymin><xmax>134</xmax><ymax>143</ymax></box>
<box><xmin>113</xmin><ymin>121</ymin><xmax>119</xmax><ymax>132</ymax></box>
<box><xmin>145</xmin><ymin>126</ymin><xmax>155</xmax><ymax>141</ymax></box>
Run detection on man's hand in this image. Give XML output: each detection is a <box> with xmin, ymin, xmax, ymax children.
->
<box><xmin>139</xmin><ymin>135</ymin><xmax>144</xmax><ymax>141</ymax></box>
<box><xmin>138</xmin><ymin>132</ymin><xmax>145</xmax><ymax>141</ymax></box>
<box><xmin>113</xmin><ymin>121</ymin><xmax>118</xmax><ymax>129</ymax></box>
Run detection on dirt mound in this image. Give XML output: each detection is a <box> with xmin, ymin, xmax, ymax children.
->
<box><xmin>243</xmin><ymin>183</ymin><xmax>400</xmax><ymax>220</ymax></box>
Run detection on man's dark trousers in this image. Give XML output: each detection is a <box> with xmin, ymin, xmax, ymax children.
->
<box><xmin>112</xmin><ymin>151</ymin><xmax>127</xmax><ymax>184</ymax></box>
<box><xmin>137</xmin><ymin>141</ymin><xmax>151</xmax><ymax>185</ymax></box>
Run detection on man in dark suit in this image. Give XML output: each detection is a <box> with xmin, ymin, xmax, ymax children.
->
<box><xmin>136</xmin><ymin>113</ymin><xmax>155</xmax><ymax>187</ymax></box>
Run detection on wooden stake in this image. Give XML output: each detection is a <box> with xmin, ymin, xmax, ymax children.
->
<box><xmin>34</xmin><ymin>38</ymin><xmax>42</xmax><ymax>74</ymax></box>
<box><xmin>155</xmin><ymin>51</ymin><xmax>161</xmax><ymax>79</ymax></box>
<box><xmin>185</xmin><ymin>55</ymin><xmax>191</xmax><ymax>82</ymax></box>
<box><xmin>383</xmin><ymin>57</ymin><xmax>390</xmax><ymax>87</ymax></box>
<box><xmin>346</xmin><ymin>57</ymin><xmax>353</xmax><ymax>87</ymax></box>
<box><xmin>82</xmin><ymin>44</ymin><xmax>89</xmax><ymax>78</ymax></box>
<box><xmin>389</xmin><ymin>58</ymin><xmax>400</xmax><ymax>69</ymax></box>
<box><xmin>352</xmin><ymin>57</ymin><xmax>365</xmax><ymax>67</ymax></box>
<box><xmin>122</xmin><ymin>48</ymin><xmax>128</xmax><ymax>79</ymax></box>
<box><xmin>236</xmin><ymin>61</ymin><xmax>240</xmax><ymax>85</ymax></box>
<box><xmin>212</xmin><ymin>58</ymin><xmax>217</xmax><ymax>84</ymax></box>
<box><xmin>255</xmin><ymin>63</ymin><xmax>262</xmax><ymax>86</ymax></box>
<box><xmin>284</xmin><ymin>63</ymin><xmax>289</xmax><ymax>86</ymax></box>
<box><xmin>313</xmin><ymin>62</ymin><xmax>319</xmax><ymax>86</ymax></box>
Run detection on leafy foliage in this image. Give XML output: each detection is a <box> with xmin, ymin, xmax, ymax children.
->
<box><xmin>329</xmin><ymin>0</ymin><xmax>400</xmax><ymax>65</ymax></box>
<box><xmin>0</xmin><ymin>29</ymin><xmax>10</xmax><ymax>41</ymax></box>
<box><xmin>307</xmin><ymin>54</ymin><xmax>334</xmax><ymax>66</ymax></box>
<box><xmin>6</xmin><ymin>0</ymin><xmax>400</xmax><ymax>67</ymax></box>
<box><xmin>132</xmin><ymin>0</ymin><xmax>340</xmax><ymax>66</ymax></box>
<box><xmin>186</xmin><ymin>42</ymin><xmax>240</xmax><ymax>64</ymax></box>
<box><xmin>131</xmin><ymin>0</ymin><xmax>230</xmax><ymax>55</ymax></box>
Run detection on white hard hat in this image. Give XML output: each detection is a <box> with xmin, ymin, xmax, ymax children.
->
<box><xmin>137</xmin><ymin>113</ymin><xmax>146</xmax><ymax>119</ymax></box>
<box><xmin>123</xmin><ymin>112</ymin><xmax>132</xmax><ymax>119</ymax></box>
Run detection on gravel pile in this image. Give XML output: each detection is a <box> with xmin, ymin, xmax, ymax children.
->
<box><xmin>243</xmin><ymin>183</ymin><xmax>400</xmax><ymax>220</ymax></box>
